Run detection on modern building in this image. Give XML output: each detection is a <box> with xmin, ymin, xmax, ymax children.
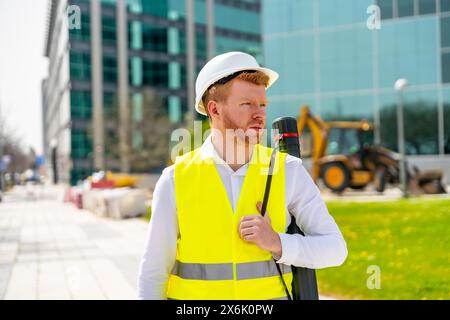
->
<box><xmin>263</xmin><ymin>0</ymin><xmax>450</xmax><ymax>182</ymax></box>
<box><xmin>43</xmin><ymin>0</ymin><xmax>262</xmax><ymax>185</ymax></box>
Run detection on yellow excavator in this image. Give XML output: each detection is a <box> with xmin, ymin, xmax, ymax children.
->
<box><xmin>297</xmin><ymin>105</ymin><xmax>446</xmax><ymax>194</ymax></box>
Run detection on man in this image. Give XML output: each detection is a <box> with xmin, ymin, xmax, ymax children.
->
<box><xmin>138</xmin><ymin>52</ymin><xmax>347</xmax><ymax>300</ymax></box>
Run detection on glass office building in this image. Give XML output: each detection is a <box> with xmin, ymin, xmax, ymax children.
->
<box><xmin>43</xmin><ymin>0</ymin><xmax>262</xmax><ymax>185</ymax></box>
<box><xmin>263</xmin><ymin>0</ymin><xmax>450</xmax><ymax>180</ymax></box>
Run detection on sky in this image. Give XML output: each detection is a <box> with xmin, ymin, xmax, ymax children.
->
<box><xmin>0</xmin><ymin>0</ymin><xmax>48</xmax><ymax>155</ymax></box>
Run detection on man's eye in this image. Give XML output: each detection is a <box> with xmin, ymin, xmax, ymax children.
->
<box><xmin>240</xmin><ymin>102</ymin><xmax>251</xmax><ymax>106</ymax></box>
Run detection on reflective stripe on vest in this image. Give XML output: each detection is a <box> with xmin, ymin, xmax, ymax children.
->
<box><xmin>171</xmin><ymin>260</ymin><xmax>292</xmax><ymax>281</ymax></box>
<box><xmin>236</xmin><ymin>260</ymin><xmax>292</xmax><ymax>280</ymax></box>
<box><xmin>167</xmin><ymin>143</ymin><xmax>293</xmax><ymax>300</ymax></box>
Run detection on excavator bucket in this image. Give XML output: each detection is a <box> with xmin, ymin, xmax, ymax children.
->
<box><xmin>409</xmin><ymin>168</ymin><xmax>447</xmax><ymax>195</ymax></box>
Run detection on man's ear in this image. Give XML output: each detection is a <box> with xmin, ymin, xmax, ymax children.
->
<box><xmin>207</xmin><ymin>100</ymin><xmax>220</xmax><ymax>119</ymax></box>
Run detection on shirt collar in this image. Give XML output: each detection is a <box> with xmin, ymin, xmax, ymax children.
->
<box><xmin>199</xmin><ymin>135</ymin><xmax>249</xmax><ymax>176</ymax></box>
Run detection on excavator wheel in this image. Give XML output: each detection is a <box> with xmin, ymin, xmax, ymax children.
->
<box><xmin>321</xmin><ymin>162</ymin><xmax>351</xmax><ymax>193</ymax></box>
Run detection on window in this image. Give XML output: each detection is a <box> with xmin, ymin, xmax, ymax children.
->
<box><xmin>379</xmin><ymin>89</ymin><xmax>439</xmax><ymax>155</ymax></box>
<box><xmin>128</xmin><ymin>21</ymin><xmax>143</xmax><ymax>50</ymax></box>
<box><xmin>320</xmin><ymin>95</ymin><xmax>374</xmax><ymax>122</ymax></box>
<box><xmin>103</xmin><ymin>55</ymin><xmax>117</xmax><ymax>84</ymax></box>
<box><xmin>441</xmin><ymin>0</ymin><xmax>450</xmax><ymax>12</ymax></box>
<box><xmin>142</xmin><ymin>61</ymin><xmax>168</xmax><ymax>87</ymax></box>
<box><xmin>319</xmin><ymin>0</ymin><xmax>374</xmax><ymax>27</ymax></box>
<box><xmin>320</xmin><ymin>28</ymin><xmax>373</xmax><ymax>92</ymax></box>
<box><xmin>361</xmin><ymin>129</ymin><xmax>375</xmax><ymax>148</ymax></box>
<box><xmin>418</xmin><ymin>0</ymin><xmax>436</xmax><ymax>14</ymax></box>
<box><xmin>216</xmin><ymin>36</ymin><xmax>262</xmax><ymax>62</ymax></box>
<box><xmin>129</xmin><ymin>56</ymin><xmax>143</xmax><ymax>86</ymax></box>
<box><xmin>127</xmin><ymin>0</ymin><xmax>168</xmax><ymax>17</ymax></box>
<box><xmin>102</xmin><ymin>16</ymin><xmax>117</xmax><ymax>46</ymax></box>
<box><xmin>441</xmin><ymin>17</ymin><xmax>450</xmax><ymax>48</ymax></box>
<box><xmin>142</xmin><ymin>0</ymin><xmax>168</xmax><ymax>18</ymax></box>
<box><xmin>326</xmin><ymin>128</ymin><xmax>361</xmax><ymax>155</ymax></box>
<box><xmin>177</xmin><ymin>29</ymin><xmax>207</xmax><ymax>60</ymax></box>
<box><xmin>443</xmin><ymin>88</ymin><xmax>450</xmax><ymax>154</ymax></box>
<box><xmin>264</xmin><ymin>0</ymin><xmax>313</xmax><ymax>33</ymax></box>
<box><xmin>169</xmin><ymin>62</ymin><xmax>181</xmax><ymax>89</ymax></box>
<box><xmin>379</xmin><ymin>92</ymin><xmax>398</xmax><ymax>151</ymax></box>
<box><xmin>214</xmin><ymin>4</ymin><xmax>260</xmax><ymax>35</ymax></box>
<box><xmin>403</xmin><ymin>95</ymin><xmax>439</xmax><ymax>155</ymax></box>
<box><xmin>70</xmin><ymin>51</ymin><xmax>91</xmax><ymax>81</ymax></box>
<box><xmin>127</xmin><ymin>0</ymin><xmax>142</xmax><ymax>13</ymax></box>
<box><xmin>101</xmin><ymin>0</ymin><xmax>116</xmax><ymax>5</ymax></box>
<box><xmin>442</xmin><ymin>53</ymin><xmax>450</xmax><ymax>83</ymax></box>
<box><xmin>132</xmin><ymin>131</ymin><xmax>144</xmax><ymax>151</ymax></box>
<box><xmin>167</xmin><ymin>27</ymin><xmax>180</xmax><ymax>54</ymax></box>
<box><xmin>378</xmin><ymin>0</ymin><xmax>393</xmax><ymax>19</ymax></box>
<box><xmin>70</xmin><ymin>90</ymin><xmax>92</xmax><ymax>119</ymax></box>
<box><xmin>132</xmin><ymin>93</ymin><xmax>143</xmax><ymax>122</ymax></box>
<box><xmin>378</xmin><ymin>19</ymin><xmax>438</xmax><ymax>87</ymax></box>
<box><xmin>169</xmin><ymin>96</ymin><xmax>181</xmax><ymax>123</ymax></box>
<box><xmin>266</xmin><ymin>34</ymin><xmax>315</xmax><ymax>95</ymax></box>
<box><xmin>397</xmin><ymin>0</ymin><xmax>415</xmax><ymax>17</ymax></box>
<box><xmin>142</xmin><ymin>23</ymin><xmax>167</xmax><ymax>52</ymax></box>
<box><xmin>180</xmin><ymin>64</ymin><xmax>187</xmax><ymax>89</ymax></box>
<box><xmin>71</xmin><ymin>129</ymin><xmax>92</xmax><ymax>159</ymax></box>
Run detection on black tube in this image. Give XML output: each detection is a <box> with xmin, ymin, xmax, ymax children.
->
<box><xmin>272</xmin><ymin>117</ymin><xmax>319</xmax><ymax>301</ymax></box>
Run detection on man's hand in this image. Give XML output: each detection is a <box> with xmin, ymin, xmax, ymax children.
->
<box><xmin>238</xmin><ymin>201</ymin><xmax>282</xmax><ymax>257</ymax></box>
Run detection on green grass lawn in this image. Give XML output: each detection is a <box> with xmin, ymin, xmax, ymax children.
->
<box><xmin>318</xmin><ymin>198</ymin><xmax>450</xmax><ymax>300</ymax></box>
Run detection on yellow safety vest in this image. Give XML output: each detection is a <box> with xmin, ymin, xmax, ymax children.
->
<box><xmin>167</xmin><ymin>143</ymin><xmax>293</xmax><ymax>300</ymax></box>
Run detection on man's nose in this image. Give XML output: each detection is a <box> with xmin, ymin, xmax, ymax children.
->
<box><xmin>252</xmin><ymin>104</ymin><xmax>266</xmax><ymax>118</ymax></box>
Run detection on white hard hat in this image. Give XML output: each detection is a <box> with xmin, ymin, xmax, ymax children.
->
<box><xmin>195</xmin><ymin>51</ymin><xmax>279</xmax><ymax>116</ymax></box>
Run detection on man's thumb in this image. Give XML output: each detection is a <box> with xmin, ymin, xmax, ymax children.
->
<box><xmin>256</xmin><ymin>201</ymin><xmax>270</xmax><ymax>221</ymax></box>
<box><xmin>256</xmin><ymin>201</ymin><xmax>262</xmax><ymax>213</ymax></box>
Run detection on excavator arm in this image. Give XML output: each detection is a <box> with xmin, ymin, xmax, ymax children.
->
<box><xmin>297</xmin><ymin>106</ymin><xmax>330</xmax><ymax>181</ymax></box>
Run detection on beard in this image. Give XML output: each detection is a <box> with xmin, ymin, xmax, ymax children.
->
<box><xmin>212</xmin><ymin>112</ymin><xmax>266</xmax><ymax>166</ymax></box>
<box><xmin>221</xmin><ymin>112</ymin><xmax>264</xmax><ymax>146</ymax></box>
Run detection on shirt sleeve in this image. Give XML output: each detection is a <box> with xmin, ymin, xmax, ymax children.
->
<box><xmin>275</xmin><ymin>155</ymin><xmax>348</xmax><ymax>269</ymax></box>
<box><xmin>137</xmin><ymin>166</ymin><xmax>178</xmax><ymax>300</ymax></box>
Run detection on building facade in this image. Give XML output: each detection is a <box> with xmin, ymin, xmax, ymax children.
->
<box><xmin>263</xmin><ymin>0</ymin><xmax>450</xmax><ymax>182</ymax></box>
<box><xmin>43</xmin><ymin>0</ymin><xmax>262</xmax><ymax>185</ymax></box>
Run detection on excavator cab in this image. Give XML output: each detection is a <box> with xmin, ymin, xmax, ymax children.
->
<box><xmin>297</xmin><ymin>105</ymin><xmax>374</xmax><ymax>192</ymax></box>
<box><xmin>326</xmin><ymin>127</ymin><xmax>373</xmax><ymax>163</ymax></box>
<box><xmin>319</xmin><ymin>124</ymin><xmax>374</xmax><ymax>192</ymax></box>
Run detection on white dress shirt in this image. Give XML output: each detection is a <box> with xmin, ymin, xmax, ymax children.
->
<box><xmin>137</xmin><ymin>135</ymin><xmax>348</xmax><ymax>300</ymax></box>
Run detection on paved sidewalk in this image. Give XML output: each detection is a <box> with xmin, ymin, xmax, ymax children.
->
<box><xmin>0</xmin><ymin>185</ymin><xmax>149</xmax><ymax>300</ymax></box>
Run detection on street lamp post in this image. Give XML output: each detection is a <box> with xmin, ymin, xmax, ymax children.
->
<box><xmin>394</xmin><ymin>78</ymin><xmax>409</xmax><ymax>198</ymax></box>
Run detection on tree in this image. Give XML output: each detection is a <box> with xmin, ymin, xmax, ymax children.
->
<box><xmin>0</xmin><ymin>104</ymin><xmax>35</xmax><ymax>180</ymax></box>
<box><xmin>380</xmin><ymin>100</ymin><xmax>439</xmax><ymax>155</ymax></box>
<box><xmin>129</xmin><ymin>88</ymin><xmax>172</xmax><ymax>172</ymax></box>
